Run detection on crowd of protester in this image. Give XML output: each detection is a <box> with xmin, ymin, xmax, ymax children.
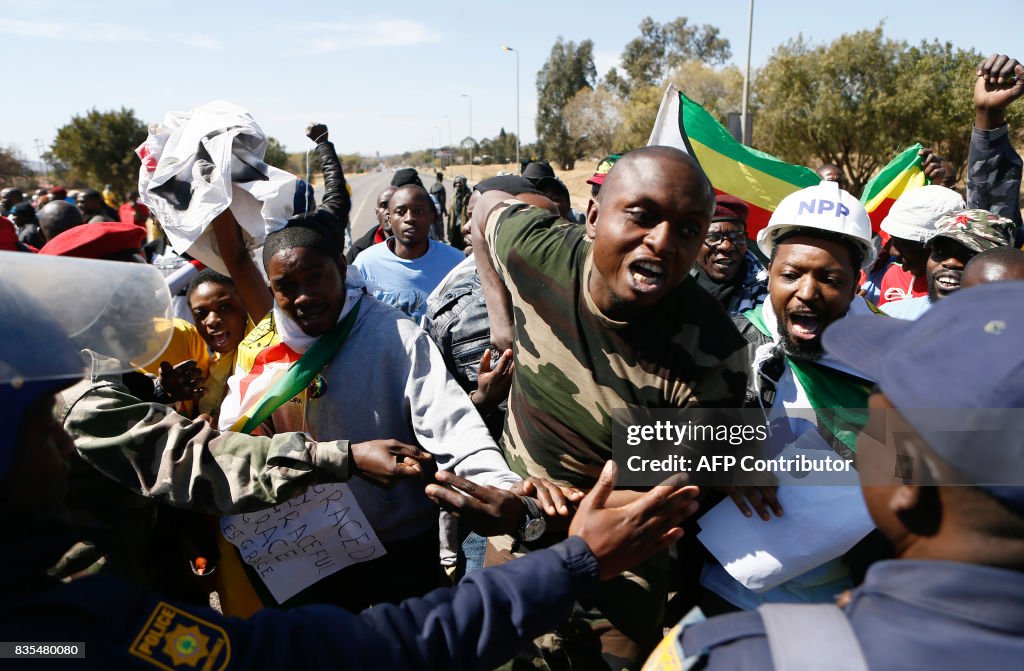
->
<box><xmin>1</xmin><ymin>53</ymin><xmax>1023</xmax><ymax>670</ymax></box>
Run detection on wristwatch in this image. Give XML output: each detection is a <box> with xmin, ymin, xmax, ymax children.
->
<box><xmin>517</xmin><ymin>496</ymin><xmax>547</xmax><ymax>542</ymax></box>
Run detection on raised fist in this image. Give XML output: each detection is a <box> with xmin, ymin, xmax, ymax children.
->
<box><xmin>306</xmin><ymin>123</ymin><xmax>329</xmax><ymax>144</ymax></box>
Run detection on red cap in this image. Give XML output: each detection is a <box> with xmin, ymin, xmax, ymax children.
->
<box><xmin>40</xmin><ymin>221</ymin><xmax>147</xmax><ymax>259</ymax></box>
<box><xmin>713</xmin><ymin>194</ymin><xmax>749</xmax><ymax>225</ymax></box>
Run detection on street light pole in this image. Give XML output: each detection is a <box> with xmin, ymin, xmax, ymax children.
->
<box><xmin>434</xmin><ymin>125</ymin><xmax>443</xmax><ymax>168</ymax></box>
<box><xmin>33</xmin><ymin>138</ymin><xmax>48</xmax><ymax>184</ymax></box>
<box><xmin>741</xmin><ymin>0</ymin><xmax>755</xmax><ymax>146</ymax></box>
<box><xmin>502</xmin><ymin>45</ymin><xmax>520</xmax><ymax>171</ymax></box>
<box><xmin>443</xmin><ymin>115</ymin><xmax>453</xmax><ymax>169</ymax></box>
<box><xmin>461</xmin><ymin>93</ymin><xmax>473</xmax><ymax>181</ymax></box>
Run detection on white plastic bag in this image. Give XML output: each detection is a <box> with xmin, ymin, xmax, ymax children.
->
<box><xmin>137</xmin><ymin>100</ymin><xmax>300</xmax><ymax>276</ymax></box>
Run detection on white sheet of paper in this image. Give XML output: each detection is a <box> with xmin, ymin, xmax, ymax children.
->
<box><xmin>697</xmin><ymin>432</ymin><xmax>874</xmax><ymax>593</ymax></box>
<box><xmin>220</xmin><ymin>483</ymin><xmax>386</xmax><ymax>603</ymax></box>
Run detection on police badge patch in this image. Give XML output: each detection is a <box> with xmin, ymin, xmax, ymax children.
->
<box><xmin>129</xmin><ymin>601</ymin><xmax>230</xmax><ymax>670</ymax></box>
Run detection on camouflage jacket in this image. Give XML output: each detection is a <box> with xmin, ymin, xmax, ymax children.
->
<box><xmin>52</xmin><ymin>375</ymin><xmax>352</xmax><ymax>587</ymax></box>
<box><xmin>485</xmin><ymin>201</ymin><xmax>749</xmax><ymax>488</ymax></box>
<box><xmin>59</xmin><ymin>377</ymin><xmax>352</xmax><ymax>515</ymax></box>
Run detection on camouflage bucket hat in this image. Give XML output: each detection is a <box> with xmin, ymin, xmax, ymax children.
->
<box><xmin>929</xmin><ymin>209</ymin><xmax>1015</xmax><ymax>253</ymax></box>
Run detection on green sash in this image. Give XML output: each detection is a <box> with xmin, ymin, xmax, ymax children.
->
<box><xmin>237</xmin><ymin>297</ymin><xmax>362</xmax><ymax>434</ymax></box>
<box><xmin>743</xmin><ymin>304</ymin><xmax>871</xmax><ymax>453</ymax></box>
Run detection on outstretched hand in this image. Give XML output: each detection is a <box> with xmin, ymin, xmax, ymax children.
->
<box><xmin>425</xmin><ymin>472</ymin><xmax>527</xmax><ymax>536</ymax></box>
<box><xmin>306</xmin><ymin>122</ymin><xmax>329</xmax><ymax>144</ymax></box>
<box><xmin>975</xmin><ymin>54</ymin><xmax>1024</xmax><ymax>129</ymax></box>
<box><xmin>158</xmin><ymin>360</ymin><xmax>206</xmax><ymax>401</ymax></box>
<box><xmin>510</xmin><ymin>476</ymin><xmax>584</xmax><ymax>517</ymax></box>
<box><xmin>471</xmin><ymin>348</ymin><xmax>514</xmax><ymax>410</ymax></box>
<box><xmin>721</xmin><ymin>484</ymin><xmax>783</xmax><ymax>521</ymax></box>
<box><xmin>569</xmin><ymin>461</ymin><xmax>700</xmax><ymax>580</ymax></box>
<box><xmin>351</xmin><ymin>439</ymin><xmax>432</xmax><ymax>487</ymax></box>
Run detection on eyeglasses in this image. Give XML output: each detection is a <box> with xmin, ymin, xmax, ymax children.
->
<box><xmin>705</xmin><ymin>231</ymin><xmax>748</xmax><ymax>247</ymax></box>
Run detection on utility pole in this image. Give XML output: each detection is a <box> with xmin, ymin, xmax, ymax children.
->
<box><xmin>443</xmin><ymin>115</ymin><xmax>453</xmax><ymax>169</ymax></box>
<box><xmin>502</xmin><ymin>45</ymin><xmax>520</xmax><ymax>170</ymax></box>
<box><xmin>434</xmin><ymin>126</ymin><xmax>443</xmax><ymax>167</ymax></box>
<box><xmin>741</xmin><ymin>0</ymin><xmax>755</xmax><ymax>146</ymax></box>
<box><xmin>461</xmin><ymin>94</ymin><xmax>473</xmax><ymax>181</ymax></box>
<box><xmin>33</xmin><ymin>138</ymin><xmax>49</xmax><ymax>184</ymax></box>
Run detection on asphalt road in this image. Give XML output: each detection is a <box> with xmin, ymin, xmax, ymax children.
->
<box><xmin>344</xmin><ymin>169</ymin><xmax>458</xmax><ymax>249</ymax></box>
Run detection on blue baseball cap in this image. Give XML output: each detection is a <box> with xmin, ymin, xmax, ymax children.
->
<box><xmin>823</xmin><ymin>281</ymin><xmax>1024</xmax><ymax>515</ymax></box>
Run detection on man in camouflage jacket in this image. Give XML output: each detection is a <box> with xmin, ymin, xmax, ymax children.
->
<box><xmin>473</xmin><ymin>146</ymin><xmax>748</xmax><ymax>670</ymax></box>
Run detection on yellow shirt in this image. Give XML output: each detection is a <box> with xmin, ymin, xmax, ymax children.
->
<box><xmin>141</xmin><ymin>317</ymin><xmax>255</xmax><ymax>420</ymax></box>
<box><xmin>201</xmin><ymin>318</ymin><xmax>256</xmax><ymax>419</ymax></box>
<box><xmin>140</xmin><ymin>318</ymin><xmax>209</xmax><ymax>377</ymax></box>
<box><xmin>200</xmin><ymin>349</ymin><xmax>236</xmax><ymax>417</ymax></box>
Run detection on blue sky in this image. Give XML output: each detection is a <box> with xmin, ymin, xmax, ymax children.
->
<box><xmin>2</xmin><ymin>0</ymin><xmax>1019</xmax><ymax>162</ymax></box>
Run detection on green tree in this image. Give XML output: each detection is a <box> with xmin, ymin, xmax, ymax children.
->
<box><xmin>612</xmin><ymin>62</ymin><xmax>744</xmax><ymax>165</ymax></box>
<box><xmin>0</xmin><ymin>145</ymin><xmax>30</xmax><ymax>184</ymax></box>
<box><xmin>494</xmin><ymin>128</ymin><xmax>511</xmax><ymax>164</ymax></box>
<box><xmin>473</xmin><ymin>128</ymin><xmax>518</xmax><ymax>165</ymax></box>
<box><xmin>50</xmin><ymin>107</ymin><xmax>147</xmax><ymax>194</ymax></box>
<box><xmin>563</xmin><ymin>86</ymin><xmax>623</xmax><ymax>158</ymax></box>
<box><xmin>753</xmin><ymin>27</ymin><xmax>999</xmax><ymax>194</ymax></box>
<box><xmin>613</xmin><ymin>84</ymin><xmax>664</xmax><ymax>151</ymax></box>
<box><xmin>899</xmin><ymin>40</ymin><xmax>1014</xmax><ymax>183</ymax></box>
<box><xmin>670</xmin><ymin>60</ymin><xmax>745</xmax><ymax>126</ymax></box>
<box><xmin>606</xmin><ymin>16</ymin><xmax>731</xmax><ymax>97</ymax></box>
<box><xmin>263</xmin><ymin>137</ymin><xmax>291</xmax><ymax>171</ymax></box>
<box><xmin>536</xmin><ymin>37</ymin><xmax>596</xmax><ymax>170</ymax></box>
<box><xmin>340</xmin><ymin>153</ymin><xmax>364</xmax><ymax>174</ymax></box>
<box><xmin>459</xmin><ymin>137</ymin><xmax>478</xmax><ymax>165</ymax></box>
<box><xmin>478</xmin><ymin>136</ymin><xmax>496</xmax><ymax>164</ymax></box>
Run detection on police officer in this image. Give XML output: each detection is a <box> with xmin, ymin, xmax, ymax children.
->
<box><xmin>644</xmin><ymin>280</ymin><xmax>1024</xmax><ymax>670</ymax></box>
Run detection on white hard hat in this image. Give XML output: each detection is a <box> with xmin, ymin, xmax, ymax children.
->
<box><xmin>757</xmin><ymin>181</ymin><xmax>876</xmax><ymax>268</ymax></box>
<box><xmin>879</xmin><ymin>185</ymin><xmax>965</xmax><ymax>243</ymax></box>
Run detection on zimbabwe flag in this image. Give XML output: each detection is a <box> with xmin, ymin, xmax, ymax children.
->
<box><xmin>647</xmin><ymin>85</ymin><xmax>819</xmax><ymax>239</ymax></box>
<box><xmin>648</xmin><ymin>85</ymin><xmax>928</xmax><ymax>237</ymax></box>
<box><xmin>859</xmin><ymin>143</ymin><xmax>927</xmax><ymax>234</ymax></box>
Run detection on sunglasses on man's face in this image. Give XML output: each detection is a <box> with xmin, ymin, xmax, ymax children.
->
<box><xmin>704</xmin><ymin>231</ymin><xmax>748</xmax><ymax>247</ymax></box>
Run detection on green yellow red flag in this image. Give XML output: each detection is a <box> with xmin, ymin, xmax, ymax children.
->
<box><xmin>647</xmin><ymin>85</ymin><xmax>819</xmax><ymax>238</ymax></box>
<box><xmin>647</xmin><ymin>85</ymin><xmax>928</xmax><ymax>237</ymax></box>
<box><xmin>859</xmin><ymin>143</ymin><xmax>927</xmax><ymax>234</ymax></box>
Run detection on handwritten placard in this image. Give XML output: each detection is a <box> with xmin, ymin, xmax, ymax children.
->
<box><xmin>220</xmin><ymin>483</ymin><xmax>386</xmax><ymax>603</ymax></box>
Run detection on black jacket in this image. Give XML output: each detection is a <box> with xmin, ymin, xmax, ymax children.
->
<box><xmin>298</xmin><ymin>141</ymin><xmax>351</xmax><ymax>253</ymax></box>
